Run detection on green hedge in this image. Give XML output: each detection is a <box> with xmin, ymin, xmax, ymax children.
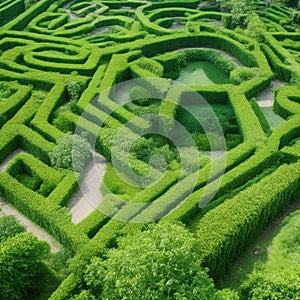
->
<box><xmin>0</xmin><ymin>81</ymin><xmax>31</xmax><ymax>127</ymax></box>
<box><xmin>6</xmin><ymin>152</ymin><xmax>63</xmax><ymax>196</ymax></box>
<box><xmin>141</xmin><ymin>33</ymin><xmax>269</xmax><ymax>74</ymax></box>
<box><xmin>130</xmin><ymin>57</ymin><xmax>164</xmax><ymax>78</ymax></box>
<box><xmin>0</xmin><ymin>0</ymin><xmax>24</xmax><ymax>27</ymax></box>
<box><xmin>197</xmin><ymin>161</ymin><xmax>300</xmax><ymax>281</ymax></box>
<box><xmin>163</xmin><ymin>147</ymin><xmax>278</xmax><ymax>224</ymax></box>
<box><xmin>249</xmin><ymin>98</ymin><xmax>271</xmax><ymax>135</ymax></box>
<box><xmin>267</xmin><ymin>116</ymin><xmax>300</xmax><ymax>151</ymax></box>
<box><xmin>227</xmin><ymin>89</ymin><xmax>266</xmax><ymax>144</ymax></box>
<box><xmin>4</xmin><ymin>0</ymin><xmax>53</xmax><ymax>30</ymax></box>
<box><xmin>274</xmin><ymin>86</ymin><xmax>300</xmax><ymax>118</ymax></box>
<box><xmin>0</xmin><ymin>171</ymin><xmax>88</xmax><ymax>253</ymax></box>
<box><xmin>0</xmin><ymin>125</ymin><xmax>54</xmax><ymax>164</ymax></box>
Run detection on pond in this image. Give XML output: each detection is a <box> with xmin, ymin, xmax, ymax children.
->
<box><xmin>176</xmin><ymin>61</ymin><xmax>229</xmax><ymax>86</ymax></box>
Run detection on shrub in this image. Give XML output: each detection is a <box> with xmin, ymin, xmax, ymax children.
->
<box><xmin>83</xmin><ymin>222</ymin><xmax>217</xmax><ymax>299</ymax></box>
<box><xmin>0</xmin><ymin>215</ymin><xmax>25</xmax><ymax>243</ymax></box>
<box><xmin>0</xmin><ymin>232</ymin><xmax>50</xmax><ymax>300</ymax></box>
<box><xmin>50</xmin><ymin>133</ymin><xmax>91</xmax><ymax>172</ymax></box>
<box><xmin>66</xmin><ymin>81</ymin><xmax>83</xmax><ymax>102</ymax></box>
<box><xmin>240</xmin><ymin>272</ymin><xmax>300</xmax><ymax>300</ymax></box>
<box><xmin>246</xmin><ymin>14</ymin><xmax>267</xmax><ymax>42</ymax></box>
<box><xmin>230</xmin><ymin>67</ymin><xmax>263</xmax><ymax>84</ymax></box>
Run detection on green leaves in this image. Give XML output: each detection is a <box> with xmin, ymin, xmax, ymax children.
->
<box><xmin>50</xmin><ymin>133</ymin><xmax>91</xmax><ymax>172</ymax></box>
<box><xmin>0</xmin><ymin>215</ymin><xmax>25</xmax><ymax>243</ymax></box>
<box><xmin>83</xmin><ymin>222</ymin><xmax>216</xmax><ymax>299</ymax></box>
<box><xmin>0</xmin><ymin>232</ymin><xmax>50</xmax><ymax>300</ymax></box>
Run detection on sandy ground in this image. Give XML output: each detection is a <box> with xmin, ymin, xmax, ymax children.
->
<box><xmin>255</xmin><ymin>79</ymin><xmax>283</xmax><ymax>107</ymax></box>
<box><xmin>68</xmin><ymin>150</ymin><xmax>107</xmax><ymax>224</ymax></box>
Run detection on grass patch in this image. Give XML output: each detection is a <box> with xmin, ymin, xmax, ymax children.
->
<box><xmin>176</xmin><ymin>61</ymin><xmax>230</xmax><ymax>86</ymax></box>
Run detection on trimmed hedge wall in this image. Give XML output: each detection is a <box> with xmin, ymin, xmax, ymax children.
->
<box><xmin>197</xmin><ymin>161</ymin><xmax>300</xmax><ymax>280</ymax></box>
<box><xmin>0</xmin><ymin>0</ymin><xmax>24</xmax><ymax>27</ymax></box>
<box><xmin>0</xmin><ymin>170</ymin><xmax>88</xmax><ymax>253</ymax></box>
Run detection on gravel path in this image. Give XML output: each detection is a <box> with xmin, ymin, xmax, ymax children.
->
<box><xmin>68</xmin><ymin>150</ymin><xmax>107</xmax><ymax>224</ymax></box>
<box><xmin>0</xmin><ymin>199</ymin><xmax>61</xmax><ymax>252</ymax></box>
<box><xmin>256</xmin><ymin>79</ymin><xmax>284</xmax><ymax>107</ymax></box>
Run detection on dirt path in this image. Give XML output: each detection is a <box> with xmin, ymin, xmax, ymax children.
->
<box><xmin>255</xmin><ymin>79</ymin><xmax>284</xmax><ymax>107</ymax></box>
<box><xmin>68</xmin><ymin>150</ymin><xmax>107</xmax><ymax>224</ymax></box>
<box><xmin>0</xmin><ymin>198</ymin><xmax>61</xmax><ymax>252</ymax></box>
<box><xmin>0</xmin><ymin>149</ymin><xmax>23</xmax><ymax>171</ymax></box>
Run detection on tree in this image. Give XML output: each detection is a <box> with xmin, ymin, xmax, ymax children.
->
<box><xmin>231</xmin><ymin>0</ymin><xmax>252</xmax><ymax>27</ymax></box>
<box><xmin>0</xmin><ymin>215</ymin><xmax>25</xmax><ymax>243</ymax></box>
<box><xmin>216</xmin><ymin>0</ymin><xmax>252</xmax><ymax>28</ymax></box>
<box><xmin>83</xmin><ymin>222</ymin><xmax>217</xmax><ymax>299</ymax></box>
<box><xmin>50</xmin><ymin>133</ymin><xmax>91</xmax><ymax>172</ymax></box>
<box><xmin>66</xmin><ymin>81</ymin><xmax>83</xmax><ymax>103</ymax></box>
<box><xmin>0</xmin><ymin>232</ymin><xmax>50</xmax><ymax>300</ymax></box>
<box><xmin>246</xmin><ymin>14</ymin><xmax>267</xmax><ymax>42</ymax></box>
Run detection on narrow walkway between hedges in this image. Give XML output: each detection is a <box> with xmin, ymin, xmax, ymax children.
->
<box><xmin>0</xmin><ymin>198</ymin><xmax>61</xmax><ymax>252</ymax></box>
<box><xmin>68</xmin><ymin>150</ymin><xmax>107</xmax><ymax>224</ymax></box>
<box><xmin>0</xmin><ymin>149</ymin><xmax>23</xmax><ymax>171</ymax></box>
<box><xmin>256</xmin><ymin>79</ymin><xmax>283</xmax><ymax>107</ymax></box>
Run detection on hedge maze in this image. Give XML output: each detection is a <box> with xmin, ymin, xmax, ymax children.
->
<box><xmin>0</xmin><ymin>0</ymin><xmax>300</xmax><ymax>298</ymax></box>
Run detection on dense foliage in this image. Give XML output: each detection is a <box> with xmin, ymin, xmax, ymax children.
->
<box><xmin>0</xmin><ymin>232</ymin><xmax>50</xmax><ymax>300</ymax></box>
<box><xmin>50</xmin><ymin>133</ymin><xmax>91</xmax><ymax>172</ymax></box>
<box><xmin>0</xmin><ymin>215</ymin><xmax>25</xmax><ymax>242</ymax></box>
<box><xmin>83</xmin><ymin>222</ymin><xmax>220</xmax><ymax>299</ymax></box>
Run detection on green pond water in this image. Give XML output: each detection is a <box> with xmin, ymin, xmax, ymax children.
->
<box><xmin>176</xmin><ymin>61</ymin><xmax>229</xmax><ymax>86</ymax></box>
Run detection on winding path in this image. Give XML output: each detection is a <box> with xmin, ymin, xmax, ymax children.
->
<box><xmin>68</xmin><ymin>150</ymin><xmax>107</xmax><ymax>224</ymax></box>
<box><xmin>256</xmin><ymin>79</ymin><xmax>283</xmax><ymax>107</ymax></box>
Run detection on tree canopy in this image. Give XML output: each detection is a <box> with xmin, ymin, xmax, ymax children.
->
<box><xmin>0</xmin><ymin>232</ymin><xmax>50</xmax><ymax>300</ymax></box>
<box><xmin>83</xmin><ymin>222</ymin><xmax>217</xmax><ymax>299</ymax></box>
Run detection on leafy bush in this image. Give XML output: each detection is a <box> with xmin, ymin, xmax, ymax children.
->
<box><xmin>0</xmin><ymin>232</ymin><xmax>50</xmax><ymax>300</ymax></box>
<box><xmin>246</xmin><ymin>14</ymin><xmax>266</xmax><ymax>42</ymax></box>
<box><xmin>24</xmin><ymin>0</ymin><xmax>41</xmax><ymax>10</ymax></box>
<box><xmin>83</xmin><ymin>222</ymin><xmax>217</xmax><ymax>299</ymax></box>
<box><xmin>240</xmin><ymin>272</ymin><xmax>300</xmax><ymax>300</ymax></box>
<box><xmin>230</xmin><ymin>67</ymin><xmax>263</xmax><ymax>84</ymax></box>
<box><xmin>0</xmin><ymin>215</ymin><xmax>25</xmax><ymax>243</ymax></box>
<box><xmin>50</xmin><ymin>133</ymin><xmax>91</xmax><ymax>172</ymax></box>
<box><xmin>66</xmin><ymin>81</ymin><xmax>83</xmax><ymax>102</ymax></box>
